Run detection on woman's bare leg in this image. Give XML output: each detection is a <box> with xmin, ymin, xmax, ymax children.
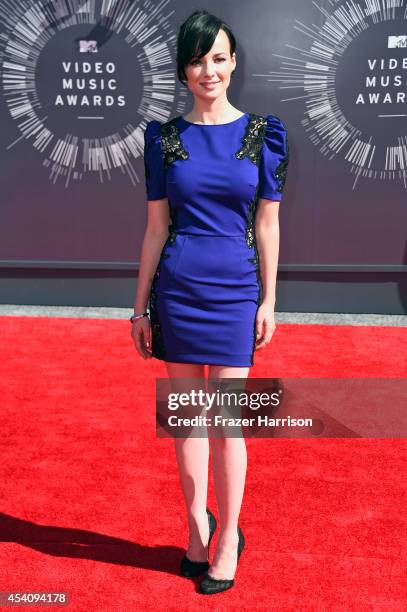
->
<box><xmin>165</xmin><ymin>361</ymin><xmax>210</xmax><ymax>562</ymax></box>
<box><xmin>206</xmin><ymin>364</ymin><xmax>249</xmax><ymax>579</ymax></box>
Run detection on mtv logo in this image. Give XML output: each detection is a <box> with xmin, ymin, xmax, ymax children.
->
<box><xmin>79</xmin><ymin>40</ymin><xmax>98</xmax><ymax>53</ymax></box>
<box><xmin>388</xmin><ymin>35</ymin><xmax>407</xmax><ymax>48</ymax></box>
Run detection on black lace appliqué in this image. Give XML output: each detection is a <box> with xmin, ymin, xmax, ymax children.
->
<box><xmin>245</xmin><ymin>191</ymin><xmax>257</xmax><ymax>249</ymax></box>
<box><xmin>148</xmin><ymin>270</ymin><xmax>166</xmax><ymax>360</ymax></box>
<box><xmin>275</xmin><ymin>130</ymin><xmax>289</xmax><ymax>193</ymax></box>
<box><xmin>246</xmin><ymin>188</ymin><xmax>263</xmax><ymax>308</ymax></box>
<box><xmin>148</xmin><ymin>195</ymin><xmax>180</xmax><ymax>361</ymax></box>
<box><xmin>242</xmin><ymin>116</ymin><xmax>267</xmax><ymax>249</ymax></box>
<box><xmin>235</xmin><ymin>113</ymin><xmax>267</xmax><ymax>166</ymax></box>
<box><xmin>249</xmin><ymin>241</ymin><xmax>263</xmax><ymax>362</ymax></box>
<box><xmin>165</xmin><ymin>207</ymin><xmax>178</xmax><ymax>244</ymax></box>
<box><xmin>160</xmin><ymin>119</ymin><xmax>189</xmax><ymax>169</ymax></box>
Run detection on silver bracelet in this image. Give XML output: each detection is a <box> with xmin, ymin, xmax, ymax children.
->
<box><xmin>130</xmin><ymin>311</ymin><xmax>149</xmax><ymax>323</ymax></box>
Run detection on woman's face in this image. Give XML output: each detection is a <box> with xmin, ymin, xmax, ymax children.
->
<box><xmin>184</xmin><ymin>28</ymin><xmax>236</xmax><ymax>100</ymax></box>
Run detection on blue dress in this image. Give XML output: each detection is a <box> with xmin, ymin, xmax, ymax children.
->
<box><xmin>143</xmin><ymin>112</ymin><xmax>289</xmax><ymax>366</ymax></box>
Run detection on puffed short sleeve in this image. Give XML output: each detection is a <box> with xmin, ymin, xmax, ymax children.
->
<box><xmin>258</xmin><ymin>114</ymin><xmax>289</xmax><ymax>201</ymax></box>
<box><xmin>143</xmin><ymin>120</ymin><xmax>167</xmax><ymax>200</ymax></box>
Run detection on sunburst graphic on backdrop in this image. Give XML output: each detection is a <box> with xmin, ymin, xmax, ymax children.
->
<box><xmin>0</xmin><ymin>0</ymin><xmax>187</xmax><ymax>187</ymax></box>
<box><xmin>255</xmin><ymin>0</ymin><xmax>407</xmax><ymax>190</ymax></box>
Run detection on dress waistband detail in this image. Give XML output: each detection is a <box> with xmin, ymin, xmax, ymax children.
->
<box><xmin>175</xmin><ymin>230</ymin><xmax>245</xmax><ymax>237</ymax></box>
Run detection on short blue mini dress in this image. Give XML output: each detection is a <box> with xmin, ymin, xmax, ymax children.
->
<box><xmin>143</xmin><ymin>112</ymin><xmax>289</xmax><ymax>366</ymax></box>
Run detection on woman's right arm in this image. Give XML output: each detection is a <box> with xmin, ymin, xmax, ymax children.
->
<box><xmin>131</xmin><ymin>197</ymin><xmax>170</xmax><ymax>359</ymax></box>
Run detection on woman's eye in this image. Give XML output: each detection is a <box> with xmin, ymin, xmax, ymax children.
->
<box><xmin>191</xmin><ymin>58</ymin><xmax>226</xmax><ymax>65</ymax></box>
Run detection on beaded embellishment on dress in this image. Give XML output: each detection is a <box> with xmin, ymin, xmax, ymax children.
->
<box><xmin>160</xmin><ymin>119</ymin><xmax>189</xmax><ymax>169</ymax></box>
<box><xmin>148</xmin><ymin>270</ymin><xmax>166</xmax><ymax>360</ymax></box>
<box><xmin>235</xmin><ymin>113</ymin><xmax>267</xmax><ymax>166</ymax></box>
<box><xmin>275</xmin><ymin>128</ymin><xmax>289</xmax><ymax>192</ymax></box>
<box><xmin>245</xmin><ymin>192</ymin><xmax>257</xmax><ymax>249</ymax></box>
<box><xmin>246</xmin><ymin>187</ymin><xmax>264</xmax><ymax>307</ymax></box>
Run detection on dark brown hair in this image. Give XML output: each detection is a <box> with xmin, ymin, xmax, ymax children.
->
<box><xmin>177</xmin><ymin>10</ymin><xmax>237</xmax><ymax>86</ymax></box>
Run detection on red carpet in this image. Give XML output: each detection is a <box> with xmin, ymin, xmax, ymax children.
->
<box><xmin>1</xmin><ymin>316</ymin><xmax>406</xmax><ymax>611</ymax></box>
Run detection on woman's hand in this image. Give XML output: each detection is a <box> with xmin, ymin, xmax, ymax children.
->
<box><xmin>254</xmin><ymin>302</ymin><xmax>276</xmax><ymax>351</ymax></box>
<box><xmin>131</xmin><ymin>315</ymin><xmax>153</xmax><ymax>359</ymax></box>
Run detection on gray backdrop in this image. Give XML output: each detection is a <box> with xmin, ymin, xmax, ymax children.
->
<box><xmin>0</xmin><ymin>0</ymin><xmax>406</xmax><ymax>313</ymax></box>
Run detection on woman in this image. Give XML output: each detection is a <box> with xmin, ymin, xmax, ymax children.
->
<box><xmin>131</xmin><ymin>10</ymin><xmax>289</xmax><ymax>595</ymax></box>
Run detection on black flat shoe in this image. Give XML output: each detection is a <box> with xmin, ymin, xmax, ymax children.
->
<box><xmin>199</xmin><ymin>525</ymin><xmax>245</xmax><ymax>595</ymax></box>
<box><xmin>180</xmin><ymin>508</ymin><xmax>217</xmax><ymax>578</ymax></box>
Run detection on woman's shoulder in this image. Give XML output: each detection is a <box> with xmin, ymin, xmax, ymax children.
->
<box><xmin>145</xmin><ymin>116</ymin><xmax>182</xmax><ymax>137</ymax></box>
<box><xmin>144</xmin><ymin>120</ymin><xmax>163</xmax><ymax>152</ymax></box>
<box><xmin>144</xmin><ymin>116</ymin><xmax>183</xmax><ymax>156</ymax></box>
<box><xmin>144</xmin><ymin>119</ymin><xmax>167</xmax><ymax>144</ymax></box>
<box><xmin>145</xmin><ymin>118</ymin><xmax>162</xmax><ymax>131</ymax></box>
<box><xmin>263</xmin><ymin>113</ymin><xmax>287</xmax><ymax>132</ymax></box>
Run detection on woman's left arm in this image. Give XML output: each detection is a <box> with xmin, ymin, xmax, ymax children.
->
<box><xmin>254</xmin><ymin>198</ymin><xmax>280</xmax><ymax>350</ymax></box>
